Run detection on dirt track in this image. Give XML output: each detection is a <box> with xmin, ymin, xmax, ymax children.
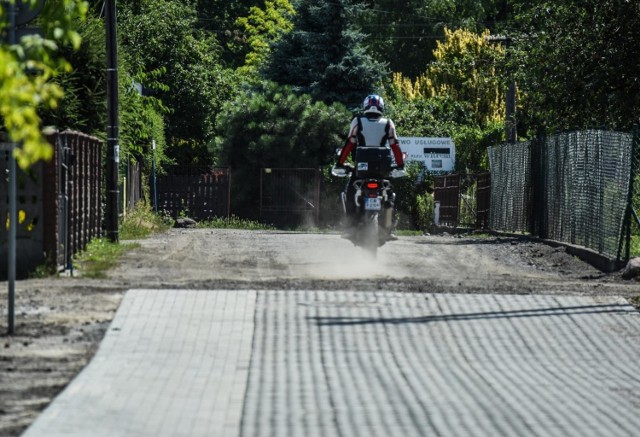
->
<box><xmin>1</xmin><ymin>229</ymin><xmax>638</xmax><ymax>435</ymax></box>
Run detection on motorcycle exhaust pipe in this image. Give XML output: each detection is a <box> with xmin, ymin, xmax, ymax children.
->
<box><xmin>340</xmin><ymin>192</ymin><xmax>347</xmax><ymax>214</ymax></box>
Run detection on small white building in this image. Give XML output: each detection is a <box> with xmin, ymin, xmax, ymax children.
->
<box><xmin>397</xmin><ymin>137</ymin><xmax>456</xmax><ymax>173</ymax></box>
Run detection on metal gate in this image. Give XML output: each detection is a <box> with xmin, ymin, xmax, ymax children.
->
<box><xmin>434</xmin><ymin>173</ymin><xmax>491</xmax><ymax>229</ymax></box>
<box><xmin>434</xmin><ymin>174</ymin><xmax>460</xmax><ymax>227</ymax></box>
<box><xmin>260</xmin><ymin>168</ymin><xmax>321</xmax><ymax>227</ymax></box>
<box><xmin>155</xmin><ymin>167</ymin><xmax>231</xmax><ymax>220</ymax></box>
<box><xmin>476</xmin><ymin>173</ymin><xmax>491</xmax><ymax>229</ymax></box>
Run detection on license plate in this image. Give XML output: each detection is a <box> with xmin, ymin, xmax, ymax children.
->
<box><xmin>365</xmin><ymin>197</ymin><xmax>381</xmax><ymax>210</ymax></box>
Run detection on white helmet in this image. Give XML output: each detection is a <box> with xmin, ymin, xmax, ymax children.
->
<box><xmin>363</xmin><ymin>94</ymin><xmax>384</xmax><ymax>115</ymax></box>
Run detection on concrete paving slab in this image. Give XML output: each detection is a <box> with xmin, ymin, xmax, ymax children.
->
<box><xmin>24</xmin><ymin>290</ymin><xmax>640</xmax><ymax>437</ymax></box>
<box><xmin>23</xmin><ymin>289</ymin><xmax>256</xmax><ymax>437</ymax></box>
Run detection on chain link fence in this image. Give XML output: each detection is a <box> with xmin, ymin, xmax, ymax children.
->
<box><xmin>488</xmin><ymin>129</ymin><xmax>636</xmax><ymax>262</ymax></box>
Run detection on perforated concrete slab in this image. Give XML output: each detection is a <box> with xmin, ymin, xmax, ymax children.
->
<box><xmin>25</xmin><ymin>290</ymin><xmax>640</xmax><ymax>437</ymax></box>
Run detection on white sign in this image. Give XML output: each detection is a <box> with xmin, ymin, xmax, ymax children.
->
<box><xmin>397</xmin><ymin>137</ymin><xmax>455</xmax><ymax>172</ymax></box>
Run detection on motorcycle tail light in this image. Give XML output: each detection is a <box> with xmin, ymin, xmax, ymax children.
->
<box><xmin>366</xmin><ymin>182</ymin><xmax>379</xmax><ymax>189</ymax></box>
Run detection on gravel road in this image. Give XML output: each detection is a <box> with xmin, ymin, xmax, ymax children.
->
<box><xmin>1</xmin><ymin>229</ymin><xmax>637</xmax><ymax>435</ymax></box>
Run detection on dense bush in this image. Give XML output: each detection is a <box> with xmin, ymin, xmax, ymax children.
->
<box><xmin>214</xmin><ymin>82</ymin><xmax>351</xmax><ymax>218</ymax></box>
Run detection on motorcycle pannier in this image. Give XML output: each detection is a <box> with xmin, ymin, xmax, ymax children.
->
<box><xmin>355</xmin><ymin>147</ymin><xmax>392</xmax><ymax>177</ymax></box>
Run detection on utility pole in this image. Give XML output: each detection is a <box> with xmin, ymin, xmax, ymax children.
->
<box><xmin>3</xmin><ymin>0</ymin><xmax>45</xmax><ymax>335</ymax></box>
<box><xmin>487</xmin><ymin>35</ymin><xmax>517</xmax><ymax>144</ymax></box>
<box><xmin>105</xmin><ymin>0</ymin><xmax>119</xmax><ymax>242</ymax></box>
<box><xmin>6</xmin><ymin>1</ymin><xmax>17</xmax><ymax>335</ymax></box>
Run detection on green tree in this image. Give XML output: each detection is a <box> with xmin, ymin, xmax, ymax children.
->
<box><xmin>234</xmin><ymin>0</ymin><xmax>295</xmax><ymax>79</ymax></box>
<box><xmin>0</xmin><ymin>0</ymin><xmax>88</xmax><ymax>169</ymax></box>
<box><xmin>512</xmin><ymin>0</ymin><xmax>640</xmax><ymax>132</ymax></box>
<box><xmin>42</xmin><ymin>12</ymin><xmax>105</xmax><ymax>136</ymax></box>
<box><xmin>195</xmin><ymin>0</ymin><xmax>261</xmax><ymax>66</ymax></box>
<box><xmin>264</xmin><ymin>0</ymin><xmax>386</xmax><ymax>107</ymax></box>
<box><xmin>41</xmin><ymin>6</ymin><xmax>170</xmax><ymax>194</ymax></box>
<box><xmin>354</xmin><ymin>0</ymin><xmax>514</xmax><ymax>78</ymax></box>
<box><xmin>386</xmin><ymin>28</ymin><xmax>506</xmax><ymax>172</ymax></box>
<box><xmin>394</xmin><ymin>28</ymin><xmax>506</xmax><ymax>128</ymax></box>
<box><xmin>119</xmin><ymin>0</ymin><xmax>238</xmax><ymax>166</ymax></box>
<box><xmin>214</xmin><ymin>82</ymin><xmax>350</xmax><ymax>217</ymax></box>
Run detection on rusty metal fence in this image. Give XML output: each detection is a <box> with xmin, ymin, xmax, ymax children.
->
<box><xmin>260</xmin><ymin>168</ymin><xmax>321</xmax><ymax>227</ymax></box>
<box><xmin>155</xmin><ymin>166</ymin><xmax>231</xmax><ymax>220</ymax></box>
<box><xmin>434</xmin><ymin>173</ymin><xmax>491</xmax><ymax>229</ymax></box>
<box><xmin>434</xmin><ymin>174</ymin><xmax>460</xmax><ymax>227</ymax></box>
<box><xmin>0</xmin><ymin>131</ymin><xmax>102</xmax><ymax>278</ymax></box>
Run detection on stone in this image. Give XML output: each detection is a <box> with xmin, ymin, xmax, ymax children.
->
<box><xmin>175</xmin><ymin>217</ymin><xmax>197</xmax><ymax>228</ymax></box>
<box><xmin>622</xmin><ymin>258</ymin><xmax>640</xmax><ymax>280</ymax></box>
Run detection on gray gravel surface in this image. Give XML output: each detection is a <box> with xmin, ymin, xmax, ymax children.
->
<box><xmin>1</xmin><ymin>229</ymin><xmax>638</xmax><ymax>436</ymax></box>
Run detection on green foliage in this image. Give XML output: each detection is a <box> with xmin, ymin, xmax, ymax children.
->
<box><xmin>388</xmin><ymin>95</ymin><xmax>475</xmax><ymax>137</ymax></box>
<box><xmin>120</xmin><ymin>203</ymin><xmax>172</xmax><ymax>240</ymax></box>
<box><xmin>392</xmin><ymin>162</ymin><xmax>434</xmax><ymax>230</ymax></box>
<box><xmin>119</xmin><ymin>0</ymin><xmax>238</xmax><ymax>166</ymax></box>
<box><xmin>354</xmin><ymin>0</ymin><xmax>514</xmax><ymax>78</ymax></box>
<box><xmin>42</xmin><ymin>13</ymin><xmax>105</xmax><ymax>134</ymax></box>
<box><xmin>385</xmin><ymin>28</ymin><xmax>507</xmax><ymax>174</ymax></box>
<box><xmin>0</xmin><ymin>0</ymin><xmax>88</xmax><ymax>169</ymax></box>
<box><xmin>194</xmin><ymin>0</ymin><xmax>262</xmax><ymax>66</ymax></box>
<box><xmin>73</xmin><ymin>238</ymin><xmax>138</xmax><ymax>278</ymax></box>
<box><xmin>512</xmin><ymin>0</ymin><xmax>640</xmax><ymax>133</ymax></box>
<box><xmin>631</xmin><ymin>234</ymin><xmax>640</xmax><ymax>259</ymax></box>
<box><xmin>264</xmin><ymin>0</ymin><xmax>386</xmax><ymax>107</ymax></box>
<box><xmin>414</xmin><ymin>192</ymin><xmax>435</xmax><ymax>231</ymax></box>
<box><xmin>234</xmin><ymin>0</ymin><xmax>295</xmax><ymax>79</ymax></box>
<box><xmin>418</xmin><ymin>28</ymin><xmax>506</xmax><ymax>127</ymax></box>
<box><xmin>214</xmin><ymin>81</ymin><xmax>351</xmax><ymax>217</ymax></box>
<box><xmin>197</xmin><ymin>215</ymin><xmax>276</xmax><ymax>230</ymax></box>
<box><xmin>451</xmin><ymin>121</ymin><xmax>503</xmax><ymax>172</ymax></box>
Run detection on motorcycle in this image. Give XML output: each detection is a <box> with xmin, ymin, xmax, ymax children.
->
<box><xmin>332</xmin><ymin>146</ymin><xmax>406</xmax><ymax>257</ymax></box>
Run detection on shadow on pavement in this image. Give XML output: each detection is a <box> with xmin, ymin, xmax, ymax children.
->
<box><xmin>308</xmin><ymin>303</ymin><xmax>635</xmax><ymax>326</ymax></box>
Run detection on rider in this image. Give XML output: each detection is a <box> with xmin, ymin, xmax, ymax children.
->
<box><xmin>337</xmin><ymin>94</ymin><xmax>405</xmax><ymax>236</ymax></box>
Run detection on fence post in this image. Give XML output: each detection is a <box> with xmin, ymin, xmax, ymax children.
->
<box><xmin>625</xmin><ymin>123</ymin><xmax>640</xmax><ymax>260</ymax></box>
<box><xmin>617</xmin><ymin>123</ymin><xmax>638</xmax><ymax>261</ymax></box>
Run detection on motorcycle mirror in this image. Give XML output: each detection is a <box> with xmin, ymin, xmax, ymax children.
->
<box><xmin>331</xmin><ymin>166</ymin><xmax>348</xmax><ymax>177</ymax></box>
<box><xmin>391</xmin><ymin>168</ymin><xmax>407</xmax><ymax>178</ymax></box>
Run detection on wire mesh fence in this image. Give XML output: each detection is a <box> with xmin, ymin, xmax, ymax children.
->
<box><xmin>488</xmin><ymin>129</ymin><xmax>635</xmax><ymax>261</ymax></box>
<box><xmin>629</xmin><ymin>128</ymin><xmax>640</xmax><ymax>258</ymax></box>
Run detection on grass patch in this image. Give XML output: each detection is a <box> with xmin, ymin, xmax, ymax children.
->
<box><xmin>29</xmin><ymin>261</ymin><xmax>57</xmax><ymax>279</ymax></box>
<box><xmin>73</xmin><ymin>238</ymin><xmax>139</xmax><ymax>279</ymax></box>
<box><xmin>631</xmin><ymin>234</ymin><xmax>640</xmax><ymax>258</ymax></box>
<box><xmin>197</xmin><ymin>215</ymin><xmax>276</xmax><ymax>230</ymax></box>
<box><xmin>396</xmin><ymin>229</ymin><xmax>424</xmax><ymax>236</ymax></box>
<box><xmin>120</xmin><ymin>204</ymin><xmax>172</xmax><ymax>240</ymax></box>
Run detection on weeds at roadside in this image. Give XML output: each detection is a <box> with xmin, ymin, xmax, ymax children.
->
<box><xmin>120</xmin><ymin>203</ymin><xmax>172</xmax><ymax>239</ymax></box>
<box><xmin>396</xmin><ymin>229</ymin><xmax>423</xmax><ymax>236</ymax></box>
<box><xmin>197</xmin><ymin>215</ymin><xmax>275</xmax><ymax>230</ymax></box>
<box><xmin>28</xmin><ymin>261</ymin><xmax>57</xmax><ymax>279</ymax></box>
<box><xmin>631</xmin><ymin>233</ymin><xmax>640</xmax><ymax>258</ymax></box>
<box><xmin>73</xmin><ymin>238</ymin><xmax>139</xmax><ymax>279</ymax></box>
